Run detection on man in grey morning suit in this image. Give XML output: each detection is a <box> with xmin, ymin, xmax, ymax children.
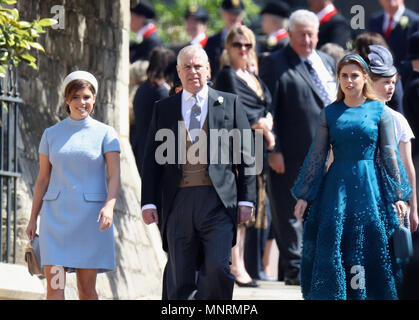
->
<box><xmin>141</xmin><ymin>45</ymin><xmax>256</xmax><ymax>300</ymax></box>
<box><xmin>260</xmin><ymin>9</ymin><xmax>337</xmax><ymax>285</ymax></box>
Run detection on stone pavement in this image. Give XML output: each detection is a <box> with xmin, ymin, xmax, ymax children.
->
<box><xmin>233</xmin><ymin>280</ymin><xmax>303</xmax><ymax>300</ymax></box>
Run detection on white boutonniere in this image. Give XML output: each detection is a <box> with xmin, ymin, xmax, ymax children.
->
<box><xmin>400</xmin><ymin>16</ymin><xmax>409</xmax><ymax>29</ymax></box>
<box><xmin>217</xmin><ymin>96</ymin><xmax>224</xmax><ymax>104</ymax></box>
<box><xmin>267</xmin><ymin>35</ymin><xmax>277</xmax><ymax>48</ymax></box>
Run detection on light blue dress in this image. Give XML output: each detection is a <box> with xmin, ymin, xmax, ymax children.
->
<box><xmin>291</xmin><ymin>100</ymin><xmax>412</xmax><ymax>299</ymax></box>
<box><xmin>38</xmin><ymin>116</ymin><xmax>120</xmax><ymax>273</ymax></box>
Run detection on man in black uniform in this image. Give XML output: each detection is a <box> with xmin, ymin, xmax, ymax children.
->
<box><xmin>258</xmin><ymin>1</ymin><xmax>291</xmax><ymax>55</ymax></box>
<box><xmin>308</xmin><ymin>0</ymin><xmax>352</xmax><ymax>50</ymax></box>
<box><xmin>130</xmin><ymin>1</ymin><xmax>162</xmax><ymax>63</ymax></box>
<box><xmin>369</xmin><ymin>0</ymin><xmax>419</xmax><ymax>69</ymax></box>
<box><xmin>205</xmin><ymin>0</ymin><xmax>244</xmax><ymax>79</ymax></box>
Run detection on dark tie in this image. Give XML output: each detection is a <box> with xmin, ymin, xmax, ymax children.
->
<box><xmin>304</xmin><ymin>60</ymin><xmax>331</xmax><ymax>107</ymax></box>
<box><xmin>189</xmin><ymin>94</ymin><xmax>201</xmax><ymax>143</ymax></box>
<box><xmin>384</xmin><ymin>16</ymin><xmax>393</xmax><ymax>39</ymax></box>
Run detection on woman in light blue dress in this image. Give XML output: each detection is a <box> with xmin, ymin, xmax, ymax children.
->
<box><xmin>292</xmin><ymin>55</ymin><xmax>412</xmax><ymax>299</ymax></box>
<box><xmin>26</xmin><ymin>71</ymin><xmax>121</xmax><ymax>300</ymax></box>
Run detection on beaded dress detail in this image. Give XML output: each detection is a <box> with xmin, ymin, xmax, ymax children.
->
<box><xmin>291</xmin><ymin>100</ymin><xmax>411</xmax><ymax>299</ymax></box>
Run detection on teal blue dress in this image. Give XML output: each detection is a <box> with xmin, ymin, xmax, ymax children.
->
<box><xmin>291</xmin><ymin>99</ymin><xmax>412</xmax><ymax>300</ymax></box>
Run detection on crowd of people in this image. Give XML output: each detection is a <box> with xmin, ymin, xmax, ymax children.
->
<box><xmin>26</xmin><ymin>0</ymin><xmax>419</xmax><ymax>300</ymax></box>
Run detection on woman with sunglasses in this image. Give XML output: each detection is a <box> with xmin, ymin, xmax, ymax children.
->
<box><xmin>214</xmin><ymin>24</ymin><xmax>275</xmax><ymax>287</ymax></box>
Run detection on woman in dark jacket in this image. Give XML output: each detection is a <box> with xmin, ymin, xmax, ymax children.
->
<box><xmin>214</xmin><ymin>24</ymin><xmax>274</xmax><ymax>287</ymax></box>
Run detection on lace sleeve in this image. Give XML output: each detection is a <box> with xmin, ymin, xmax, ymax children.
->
<box><xmin>291</xmin><ymin>109</ymin><xmax>330</xmax><ymax>201</ymax></box>
<box><xmin>376</xmin><ymin>106</ymin><xmax>412</xmax><ymax>203</ymax></box>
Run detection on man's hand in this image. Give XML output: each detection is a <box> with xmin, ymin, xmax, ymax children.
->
<box><xmin>142</xmin><ymin>208</ymin><xmax>159</xmax><ymax>225</ymax></box>
<box><xmin>238</xmin><ymin>205</ymin><xmax>254</xmax><ymax>224</ymax></box>
<box><xmin>269</xmin><ymin>152</ymin><xmax>285</xmax><ymax>174</ymax></box>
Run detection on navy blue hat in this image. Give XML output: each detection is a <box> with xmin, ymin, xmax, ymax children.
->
<box><xmin>185</xmin><ymin>6</ymin><xmax>209</xmax><ymax>23</ymax></box>
<box><xmin>221</xmin><ymin>0</ymin><xmax>244</xmax><ymax>13</ymax></box>
<box><xmin>261</xmin><ymin>1</ymin><xmax>290</xmax><ymax>18</ymax></box>
<box><xmin>368</xmin><ymin>45</ymin><xmax>397</xmax><ymax>77</ymax></box>
<box><xmin>408</xmin><ymin>30</ymin><xmax>419</xmax><ymax>60</ymax></box>
<box><xmin>131</xmin><ymin>1</ymin><xmax>155</xmax><ymax>19</ymax></box>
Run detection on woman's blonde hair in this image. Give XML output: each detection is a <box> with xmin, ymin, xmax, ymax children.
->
<box><xmin>336</xmin><ymin>57</ymin><xmax>378</xmax><ymax>102</ymax></box>
<box><xmin>220</xmin><ymin>24</ymin><xmax>256</xmax><ymax>70</ymax></box>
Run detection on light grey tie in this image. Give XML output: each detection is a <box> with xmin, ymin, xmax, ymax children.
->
<box><xmin>189</xmin><ymin>94</ymin><xmax>201</xmax><ymax>143</ymax></box>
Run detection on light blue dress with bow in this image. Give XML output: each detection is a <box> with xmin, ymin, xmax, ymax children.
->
<box><xmin>38</xmin><ymin>116</ymin><xmax>120</xmax><ymax>273</ymax></box>
<box><xmin>291</xmin><ymin>100</ymin><xmax>412</xmax><ymax>299</ymax></box>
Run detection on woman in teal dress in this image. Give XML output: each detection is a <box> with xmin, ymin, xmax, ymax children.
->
<box><xmin>292</xmin><ymin>54</ymin><xmax>412</xmax><ymax>299</ymax></box>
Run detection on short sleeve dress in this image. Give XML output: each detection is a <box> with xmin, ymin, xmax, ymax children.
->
<box><xmin>38</xmin><ymin>115</ymin><xmax>121</xmax><ymax>273</ymax></box>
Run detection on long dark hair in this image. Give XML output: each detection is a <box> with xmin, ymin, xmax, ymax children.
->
<box><xmin>147</xmin><ymin>46</ymin><xmax>175</xmax><ymax>87</ymax></box>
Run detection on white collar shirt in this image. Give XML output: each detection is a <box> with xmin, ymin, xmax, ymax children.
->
<box><xmin>190</xmin><ymin>32</ymin><xmax>207</xmax><ymax>45</ymax></box>
<box><xmin>383</xmin><ymin>5</ymin><xmax>405</xmax><ymax>33</ymax></box>
<box><xmin>136</xmin><ymin>23</ymin><xmax>153</xmax><ymax>39</ymax></box>
<box><xmin>316</xmin><ymin>3</ymin><xmax>336</xmax><ymax>21</ymax></box>
<box><xmin>300</xmin><ymin>51</ymin><xmax>337</xmax><ymax>103</ymax></box>
<box><xmin>181</xmin><ymin>85</ymin><xmax>209</xmax><ymax>130</ymax></box>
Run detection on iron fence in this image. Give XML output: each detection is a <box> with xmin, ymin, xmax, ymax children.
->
<box><xmin>0</xmin><ymin>64</ymin><xmax>22</xmax><ymax>264</ymax></box>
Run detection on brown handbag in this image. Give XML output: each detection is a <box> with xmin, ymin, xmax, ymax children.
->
<box><xmin>24</xmin><ymin>235</ymin><xmax>44</xmax><ymax>278</ymax></box>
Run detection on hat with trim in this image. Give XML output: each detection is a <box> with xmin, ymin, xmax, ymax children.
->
<box><xmin>221</xmin><ymin>0</ymin><xmax>244</xmax><ymax>14</ymax></box>
<box><xmin>131</xmin><ymin>1</ymin><xmax>155</xmax><ymax>19</ymax></box>
<box><xmin>63</xmin><ymin>71</ymin><xmax>98</xmax><ymax>94</ymax></box>
<box><xmin>368</xmin><ymin>45</ymin><xmax>397</xmax><ymax>77</ymax></box>
<box><xmin>185</xmin><ymin>6</ymin><xmax>209</xmax><ymax>23</ymax></box>
<box><xmin>261</xmin><ymin>1</ymin><xmax>290</xmax><ymax>18</ymax></box>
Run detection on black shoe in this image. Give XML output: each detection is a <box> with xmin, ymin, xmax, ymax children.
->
<box><xmin>284</xmin><ymin>277</ymin><xmax>300</xmax><ymax>286</ymax></box>
<box><xmin>235</xmin><ymin>279</ymin><xmax>259</xmax><ymax>288</ymax></box>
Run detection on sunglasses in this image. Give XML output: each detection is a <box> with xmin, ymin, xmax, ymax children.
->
<box><xmin>231</xmin><ymin>42</ymin><xmax>252</xmax><ymax>50</ymax></box>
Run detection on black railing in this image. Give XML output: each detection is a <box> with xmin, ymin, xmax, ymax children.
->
<box><xmin>0</xmin><ymin>64</ymin><xmax>22</xmax><ymax>264</ymax></box>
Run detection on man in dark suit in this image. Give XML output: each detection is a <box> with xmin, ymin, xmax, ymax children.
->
<box><xmin>308</xmin><ymin>0</ymin><xmax>352</xmax><ymax>50</ymax></box>
<box><xmin>260</xmin><ymin>9</ymin><xmax>337</xmax><ymax>286</ymax></box>
<box><xmin>205</xmin><ymin>0</ymin><xmax>244</xmax><ymax>79</ymax></box>
<box><xmin>141</xmin><ymin>45</ymin><xmax>256</xmax><ymax>300</ymax></box>
<box><xmin>369</xmin><ymin>0</ymin><xmax>419</xmax><ymax>69</ymax></box>
<box><xmin>185</xmin><ymin>6</ymin><xmax>209</xmax><ymax>48</ymax></box>
<box><xmin>170</xmin><ymin>7</ymin><xmax>210</xmax><ymax>54</ymax></box>
<box><xmin>130</xmin><ymin>1</ymin><xmax>162</xmax><ymax>63</ymax></box>
<box><xmin>403</xmin><ymin>30</ymin><xmax>419</xmax><ymax>223</ymax></box>
<box><xmin>258</xmin><ymin>1</ymin><xmax>291</xmax><ymax>56</ymax></box>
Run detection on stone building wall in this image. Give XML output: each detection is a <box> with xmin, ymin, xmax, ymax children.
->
<box><xmin>14</xmin><ymin>0</ymin><xmax>165</xmax><ymax>299</ymax></box>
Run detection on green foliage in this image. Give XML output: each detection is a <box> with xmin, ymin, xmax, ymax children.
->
<box><xmin>152</xmin><ymin>0</ymin><xmax>261</xmax><ymax>45</ymax></box>
<box><xmin>0</xmin><ymin>0</ymin><xmax>57</xmax><ymax>77</ymax></box>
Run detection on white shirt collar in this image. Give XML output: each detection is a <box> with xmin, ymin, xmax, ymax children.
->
<box><xmin>269</xmin><ymin>28</ymin><xmax>287</xmax><ymax>38</ymax></box>
<box><xmin>317</xmin><ymin>3</ymin><xmax>336</xmax><ymax>21</ymax></box>
<box><xmin>136</xmin><ymin>23</ymin><xmax>153</xmax><ymax>38</ymax></box>
<box><xmin>182</xmin><ymin>85</ymin><xmax>208</xmax><ymax>104</ymax></box>
<box><xmin>384</xmin><ymin>4</ymin><xmax>405</xmax><ymax>24</ymax></box>
<box><xmin>299</xmin><ymin>50</ymin><xmax>318</xmax><ymax>63</ymax></box>
<box><xmin>190</xmin><ymin>32</ymin><xmax>207</xmax><ymax>45</ymax></box>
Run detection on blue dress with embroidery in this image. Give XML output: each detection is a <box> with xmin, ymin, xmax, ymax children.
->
<box><xmin>291</xmin><ymin>100</ymin><xmax>412</xmax><ymax>300</ymax></box>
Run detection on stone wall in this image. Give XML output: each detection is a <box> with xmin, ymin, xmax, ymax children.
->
<box><xmin>13</xmin><ymin>0</ymin><xmax>166</xmax><ymax>299</ymax></box>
